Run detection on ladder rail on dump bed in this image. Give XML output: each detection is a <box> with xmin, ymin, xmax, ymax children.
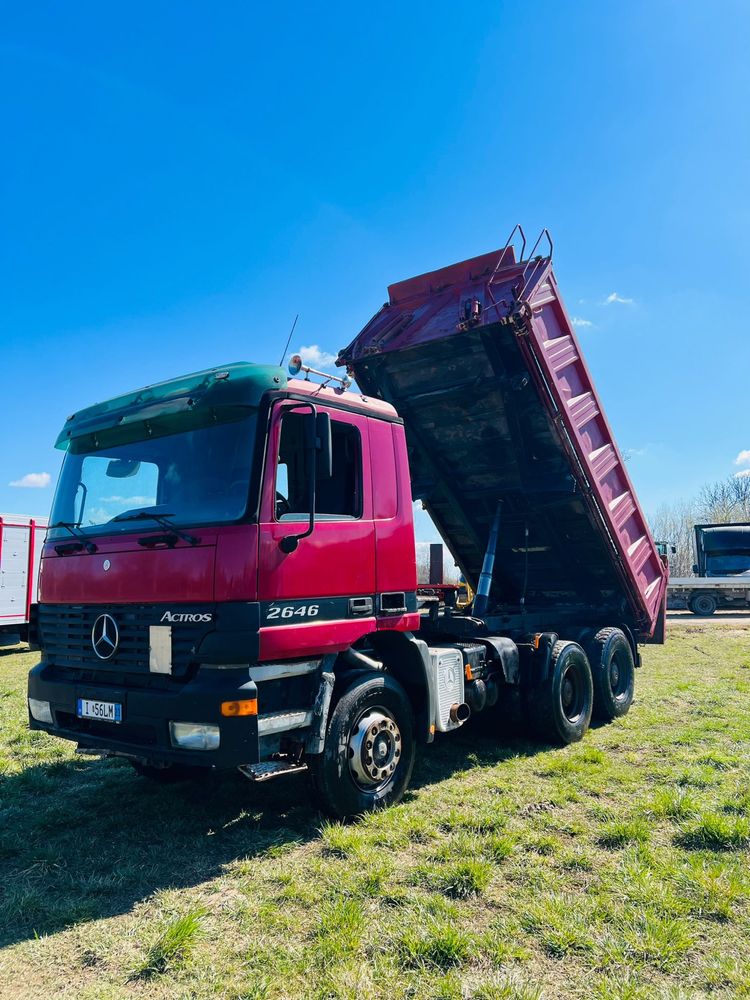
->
<box><xmin>338</xmin><ymin>230</ymin><xmax>667</xmax><ymax>642</ymax></box>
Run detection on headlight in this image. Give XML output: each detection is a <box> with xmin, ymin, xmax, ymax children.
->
<box><xmin>169</xmin><ymin>722</ymin><xmax>220</xmax><ymax>750</ymax></box>
<box><xmin>29</xmin><ymin>699</ymin><xmax>53</xmax><ymax>724</ymax></box>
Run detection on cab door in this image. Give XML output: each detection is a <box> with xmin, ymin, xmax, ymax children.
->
<box><xmin>256</xmin><ymin>400</ymin><xmax>377</xmax><ymax>660</ymax></box>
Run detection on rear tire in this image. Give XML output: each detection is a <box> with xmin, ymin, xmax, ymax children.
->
<box><xmin>309</xmin><ymin>671</ymin><xmax>415</xmax><ymax>819</ymax></box>
<box><xmin>527</xmin><ymin>641</ymin><xmax>593</xmax><ymax>744</ymax></box>
<box><xmin>587</xmin><ymin>627</ymin><xmax>635</xmax><ymax>721</ymax></box>
<box><xmin>688</xmin><ymin>592</ymin><xmax>718</xmax><ymax>616</ymax></box>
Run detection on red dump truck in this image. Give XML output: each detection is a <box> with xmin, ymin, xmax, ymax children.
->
<box><xmin>28</xmin><ymin>230</ymin><xmax>667</xmax><ymax>817</ymax></box>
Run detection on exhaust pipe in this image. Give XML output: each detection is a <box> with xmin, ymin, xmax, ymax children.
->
<box><xmin>449</xmin><ymin>702</ymin><xmax>471</xmax><ymax>725</ymax></box>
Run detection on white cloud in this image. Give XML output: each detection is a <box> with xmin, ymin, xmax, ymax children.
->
<box><xmin>735</xmin><ymin>469</ymin><xmax>750</xmax><ymax>479</ymax></box>
<box><xmin>100</xmin><ymin>495</ymin><xmax>156</xmax><ymax>506</ymax></box>
<box><xmin>604</xmin><ymin>292</ymin><xmax>634</xmax><ymax>305</ymax></box>
<box><xmin>571</xmin><ymin>316</ymin><xmax>593</xmax><ymax>328</ymax></box>
<box><xmin>9</xmin><ymin>472</ymin><xmax>51</xmax><ymax>488</ymax></box>
<box><xmin>734</xmin><ymin>449</ymin><xmax>750</xmax><ymax>466</ymax></box>
<box><xmin>292</xmin><ymin>344</ymin><xmax>338</xmax><ymax>371</ymax></box>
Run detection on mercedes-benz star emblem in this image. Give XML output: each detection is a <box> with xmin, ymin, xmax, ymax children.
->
<box><xmin>91</xmin><ymin>613</ymin><xmax>119</xmax><ymax>660</ymax></box>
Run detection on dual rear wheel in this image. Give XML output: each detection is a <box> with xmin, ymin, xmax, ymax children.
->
<box><xmin>527</xmin><ymin>629</ymin><xmax>635</xmax><ymax>744</ymax></box>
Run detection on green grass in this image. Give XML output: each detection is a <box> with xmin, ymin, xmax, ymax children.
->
<box><xmin>131</xmin><ymin>906</ymin><xmax>205</xmax><ymax>978</ymax></box>
<box><xmin>1</xmin><ymin>627</ymin><xmax>750</xmax><ymax>998</ymax></box>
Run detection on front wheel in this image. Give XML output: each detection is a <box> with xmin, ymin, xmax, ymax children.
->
<box><xmin>527</xmin><ymin>640</ymin><xmax>593</xmax><ymax>744</ymax></box>
<box><xmin>309</xmin><ymin>671</ymin><xmax>415</xmax><ymax>819</ymax></box>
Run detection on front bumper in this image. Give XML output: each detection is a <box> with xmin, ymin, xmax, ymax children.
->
<box><xmin>28</xmin><ymin>660</ymin><xmax>261</xmax><ymax>768</ymax></box>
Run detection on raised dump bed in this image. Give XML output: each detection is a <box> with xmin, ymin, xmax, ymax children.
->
<box><xmin>338</xmin><ymin>231</ymin><xmax>667</xmax><ymax>641</ymax></box>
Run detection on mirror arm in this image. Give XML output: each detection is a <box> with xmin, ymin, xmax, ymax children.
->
<box><xmin>280</xmin><ymin>403</ymin><xmax>317</xmax><ymax>553</ymax></box>
<box><xmin>76</xmin><ymin>480</ymin><xmax>88</xmax><ymax>528</ymax></box>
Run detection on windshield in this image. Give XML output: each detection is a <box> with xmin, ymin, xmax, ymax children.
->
<box><xmin>49</xmin><ymin>412</ymin><xmax>258</xmax><ymax>538</ymax></box>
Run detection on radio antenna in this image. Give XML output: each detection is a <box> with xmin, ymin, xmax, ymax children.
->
<box><xmin>278</xmin><ymin>314</ymin><xmax>299</xmax><ymax>367</ymax></box>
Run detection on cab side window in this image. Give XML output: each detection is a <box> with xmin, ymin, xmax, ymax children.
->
<box><xmin>276</xmin><ymin>411</ymin><xmax>362</xmax><ymax>520</ymax></box>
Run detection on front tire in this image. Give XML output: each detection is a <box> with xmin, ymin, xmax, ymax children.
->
<box><xmin>528</xmin><ymin>641</ymin><xmax>593</xmax><ymax>744</ymax></box>
<box><xmin>688</xmin><ymin>592</ymin><xmax>718</xmax><ymax>616</ymax></box>
<box><xmin>309</xmin><ymin>671</ymin><xmax>415</xmax><ymax>819</ymax></box>
<box><xmin>587</xmin><ymin>627</ymin><xmax>635</xmax><ymax>721</ymax></box>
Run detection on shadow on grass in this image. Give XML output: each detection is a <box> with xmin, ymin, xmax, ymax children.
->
<box><xmin>0</xmin><ymin>643</ymin><xmax>29</xmax><ymax>658</ymax></box>
<box><xmin>0</xmin><ymin>709</ymin><xmax>546</xmax><ymax>948</ymax></box>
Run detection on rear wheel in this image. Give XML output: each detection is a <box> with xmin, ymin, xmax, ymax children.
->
<box><xmin>309</xmin><ymin>671</ymin><xmax>415</xmax><ymax>819</ymax></box>
<box><xmin>588</xmin><ymin>627</ymin><xmax>635</xmax><ymax>721</ymax></box>
<box><xmin>688</xmin><ymin>592</ymin><xmax>718</xmax><ymax>616</ymax></box>
<box><xmin>528</xmin><ymin>640</ymin><xmax>593</xmax><ymax>744</ymax></box>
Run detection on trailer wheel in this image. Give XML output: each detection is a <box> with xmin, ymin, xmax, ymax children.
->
<box><xmin>528</xmin><ymin>641</ymin><xmax>593</xmax><ymax>744</ymax></box>
<box><xmin>688</xmin><ymin>592</ymin><xmax>718</xmax><ymax>616</ymax></box>
<box><xmin>309</xmin><ymin>671</ymin><xmax>415</xmax><ymax>819</ymax></box>
<box><xmin>588</xmin><ymin>628</ymin><xmax>635</xmax><ymax>721</ymax></box>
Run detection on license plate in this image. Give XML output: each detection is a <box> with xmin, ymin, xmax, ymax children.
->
<box><xmin>77</xmin><ymin>698</ymin><xmax>122</xmax><ymax>723</ymax></box>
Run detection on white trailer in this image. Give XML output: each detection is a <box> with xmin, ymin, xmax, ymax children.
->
<box><xmin>668</xmin><ymin>577</ymin><xmax>750</xmax><ymax>616</ymax></box>
<box><xmin>0</xmin><ymin>514</ymin><xmax>47</xmax><ymax>642</ymax></box>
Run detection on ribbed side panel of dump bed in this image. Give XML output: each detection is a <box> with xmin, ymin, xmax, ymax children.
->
<box><xmin>338</xmin><ymin>245</ymin><xmax>667</xmax><ymax>640</ymax></box>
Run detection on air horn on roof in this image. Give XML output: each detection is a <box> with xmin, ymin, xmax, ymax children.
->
<box><xmin>288</xmin><ymin>354</ymin><xmax>352</xmax><ymax>395</ymax></box>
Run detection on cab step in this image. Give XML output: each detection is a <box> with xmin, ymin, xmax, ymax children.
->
<box><xmin>238</xmin><ymin>760</ymin><xmax>308</xmax><ymax>782</ymax></box>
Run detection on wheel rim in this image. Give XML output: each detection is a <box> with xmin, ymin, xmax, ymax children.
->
<box><xmin>347</xmin><ymin>707</ymin><xmax>401</xmax><ymax>791</ymax></box>
<box><xmin>609</xmin><ymin>649</ymin><xmax>631</xmax><ymax>703</ymax></box>
<box><xmin>560</xmin><ymin>662</ymin><xmax>585</xmax><ymax>724</ymax></box>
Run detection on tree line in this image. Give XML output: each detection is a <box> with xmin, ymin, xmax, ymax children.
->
<box><xmin>649</xmin><ymin>475</ymin><xmax>750</xmax><ymax>577</ymax></box>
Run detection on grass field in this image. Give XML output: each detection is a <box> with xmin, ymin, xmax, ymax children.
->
<box><xmin>1</xmin><ymin>627</ymin><xmax>750</xmax><ymax>999</ymax></box>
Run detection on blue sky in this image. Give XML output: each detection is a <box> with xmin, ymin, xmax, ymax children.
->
<box><xmin>2</xmin><ymin>1</ymin><xmax>749</xmax><ymax>540</ymax></box>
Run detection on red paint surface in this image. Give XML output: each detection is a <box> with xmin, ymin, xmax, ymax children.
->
<box><xmin>214</xmin><ymin>524</ymin><xmax>259</xmax><ymax>602</ymax></box>
<box><xmin>372</xmin><ymin>421</ymin><xmax>418</xmax><ymax>597</ymax></box>
<box><xmin>257</xmin><ymin>399</ymin><xmax>377</xmax><ymax>656</ymax></box>
<box><xmin>41</xmin><ymin>534</ymin><xmax>217</xmax><ymax>603</ymax></box>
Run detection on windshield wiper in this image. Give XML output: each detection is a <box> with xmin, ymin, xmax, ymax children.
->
<box><xmin>112</xmin><ymin>512</ymin><xmax>199</xmax><ymax>546</ymax></box>
<box><xmin>49</xmin><ymin>521</ymin><xmax>98</xmax><ymax>553</ymax></box>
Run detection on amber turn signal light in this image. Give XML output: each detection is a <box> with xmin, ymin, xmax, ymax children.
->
<box><xmin>221</xmin><ymin>699</ymin><xmax>258</xmax><ymax>717</ymax></box>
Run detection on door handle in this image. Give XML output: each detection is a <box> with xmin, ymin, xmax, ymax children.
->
<box><xmin>348</xmin><ymin>597</ymin><xmax>373</xmax><ymax>617</ymax></box>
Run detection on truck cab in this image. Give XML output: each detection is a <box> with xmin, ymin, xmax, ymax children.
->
<box><xmin>29</xmin><ymin>363</ymin><xmax>423</xmax><ymax>813</ymax></box>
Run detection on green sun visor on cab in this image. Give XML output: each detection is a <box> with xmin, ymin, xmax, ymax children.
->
<box><xmin>55</xmin><ymin>362</ymin><xmax>286</xmax><ymax>452</ymax></box>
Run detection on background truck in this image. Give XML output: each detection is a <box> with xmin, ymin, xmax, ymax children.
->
<box><xmin>1</xmin><ymin>513</ymin><xmax>47</xmax><ymax>645</ymax></box>
<box><xmin>27</xmin><ymin>229</ymin><xmax>667</xmax><ymax>817</ymax></box>
<box><xmin>668</xmin><ymin>522</ymin><xmax>750</xmax><ymax>615</ymax></box>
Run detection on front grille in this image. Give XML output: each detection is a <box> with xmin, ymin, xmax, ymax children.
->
<box><xmin>38</xmin><ymin>604</ymin><xmax>200</xmax><ymax>678</ymax></box>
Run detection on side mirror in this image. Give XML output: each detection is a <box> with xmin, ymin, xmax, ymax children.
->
<box><xmin>692</xmin><ymin>564</ymin><xmax>699</xmax><ymax>574</ymax></box>
<box><xmin>316</xmin><ymin>412</ymin><xmax>332</xmax><ymax>479</ymax></box>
